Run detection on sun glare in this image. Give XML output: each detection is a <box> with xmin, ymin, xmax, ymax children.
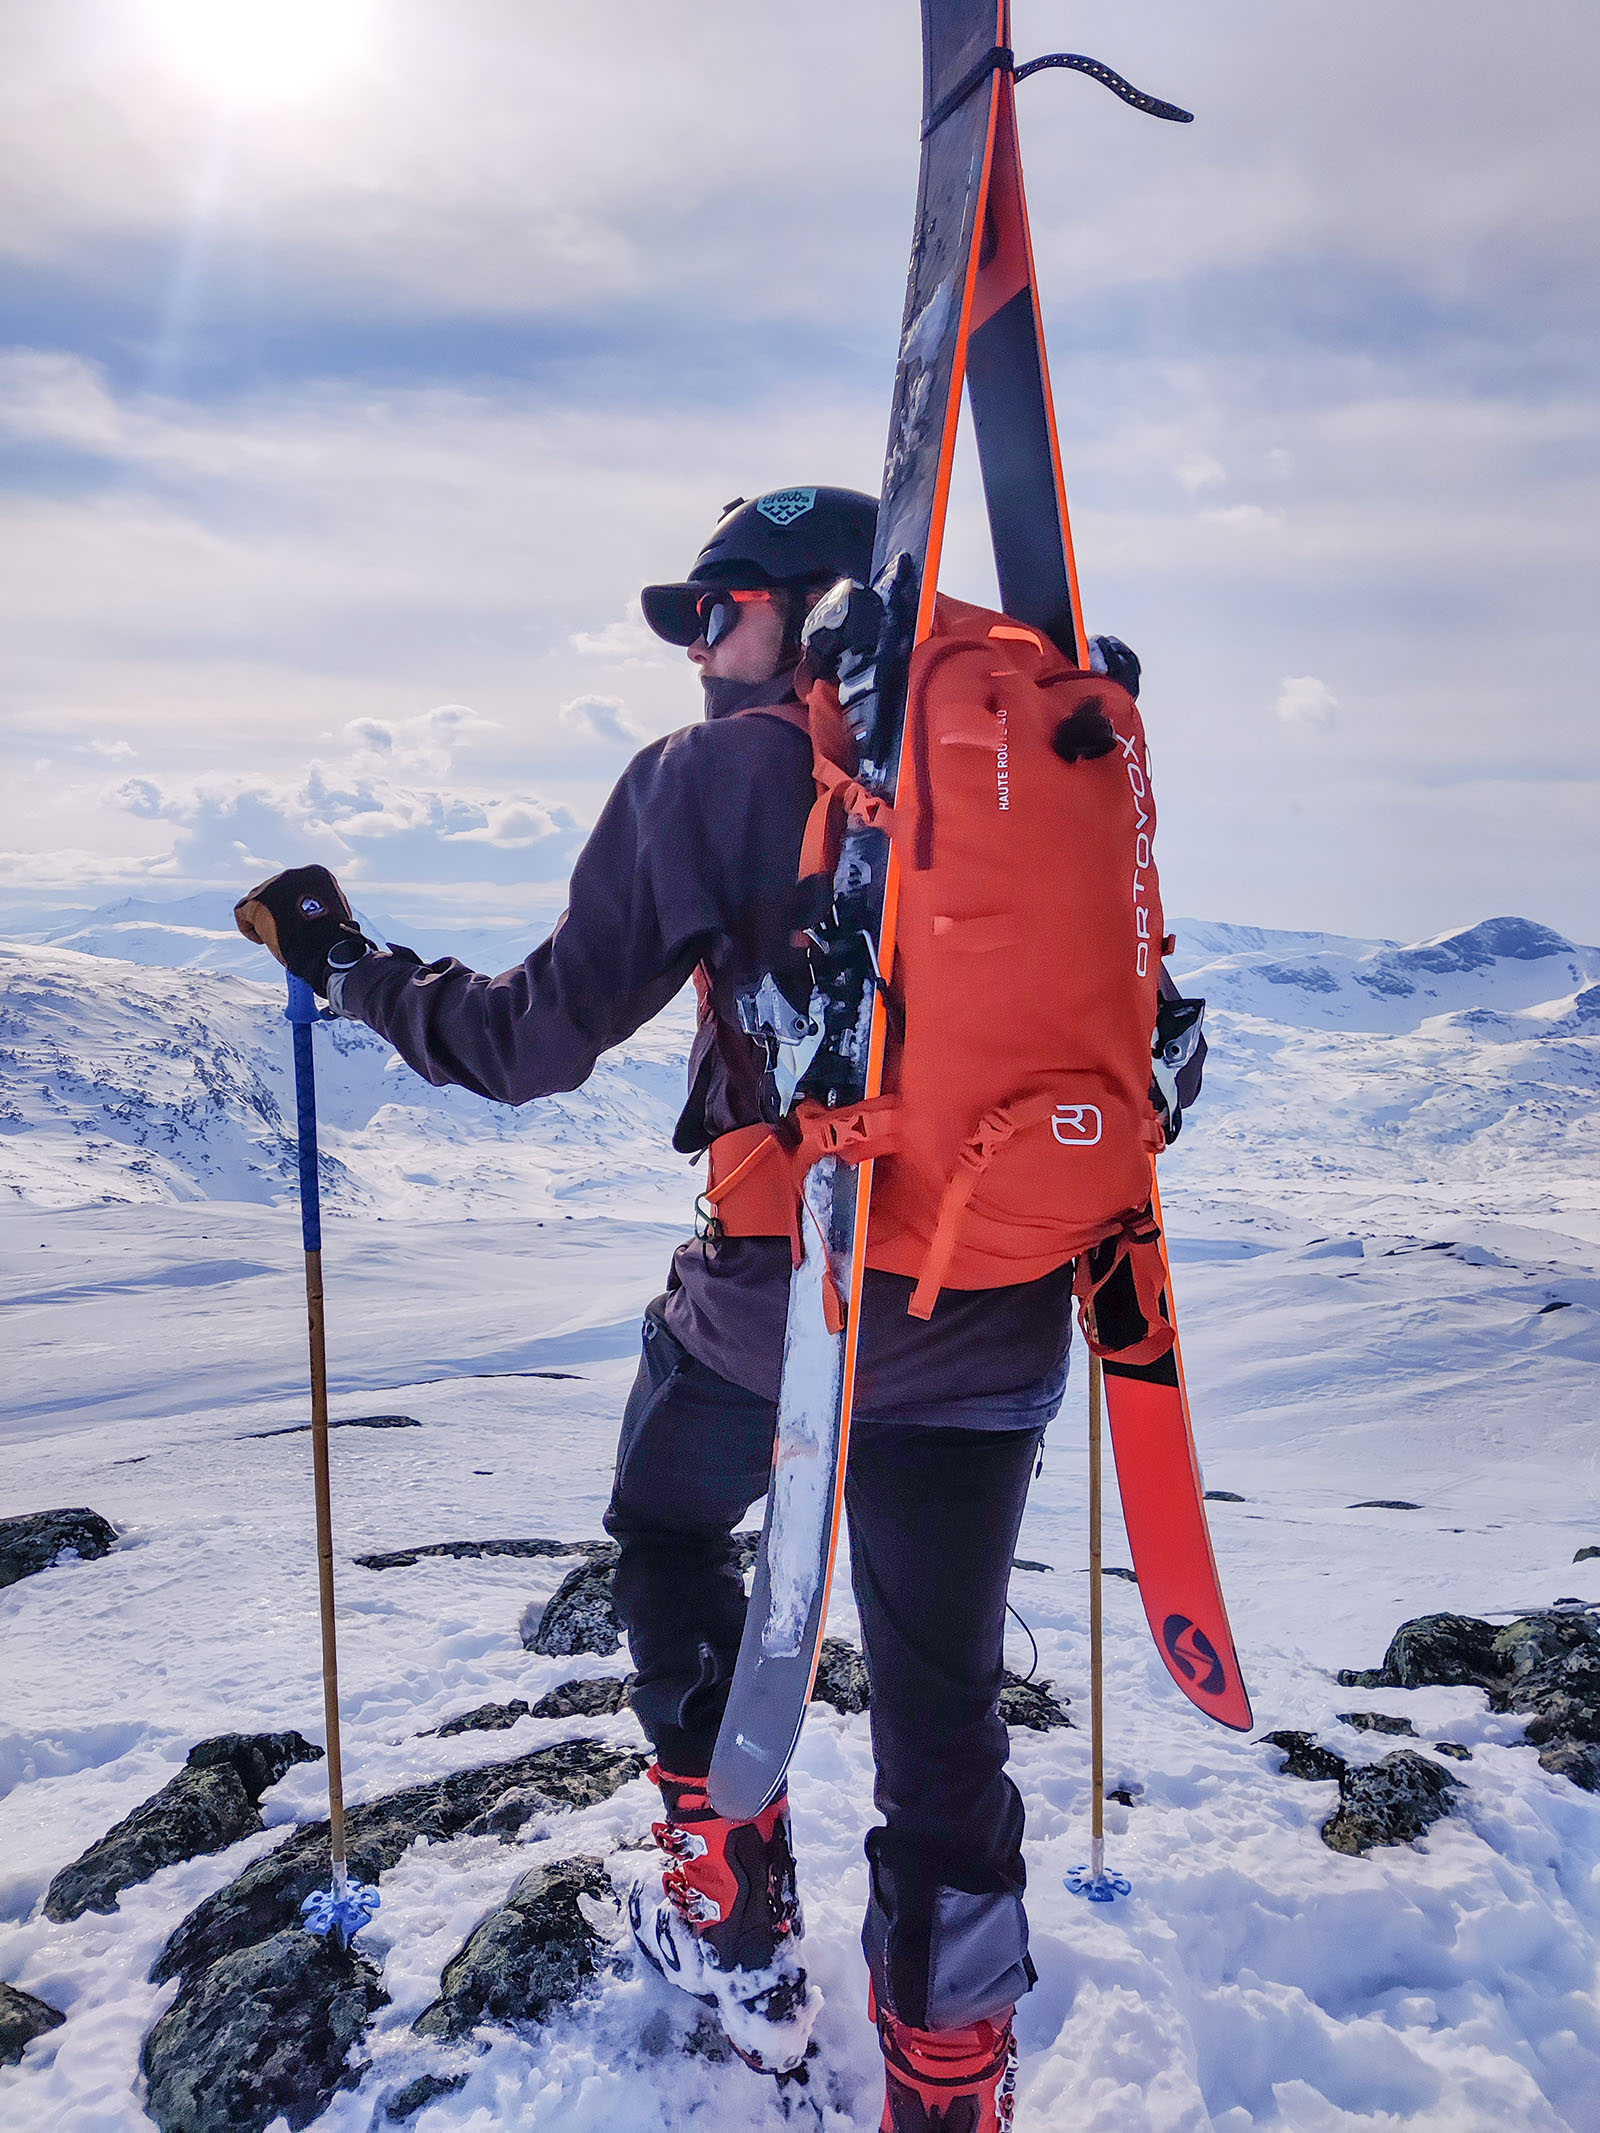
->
<box><xmin>146</xmin><ymin>0</ymin><xmax>372</xmax><ymax>102</ymax></box>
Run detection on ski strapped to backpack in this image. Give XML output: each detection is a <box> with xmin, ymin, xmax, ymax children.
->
<box><xmin>706</xmin><ymin>0</ymin><xmax>1245</xmax><ymax>1822</ymax></box>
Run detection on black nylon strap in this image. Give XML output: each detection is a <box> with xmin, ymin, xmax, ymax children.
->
<box><xmin>921</xmin><ymin>43</ymin><xmax>1013</xmax><ymax>139</ymax></box>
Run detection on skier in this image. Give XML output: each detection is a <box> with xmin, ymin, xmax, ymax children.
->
<box><xmin>236</xmin><ymin>487</ymin><xmax>1145</xmax><ymax>2129</ymax></box>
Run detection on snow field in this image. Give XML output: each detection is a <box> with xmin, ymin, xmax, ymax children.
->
<box><xmin>3</xmin><ymin>917</ymin><xmax>1600</xmax><ymax>2128</ymax></box>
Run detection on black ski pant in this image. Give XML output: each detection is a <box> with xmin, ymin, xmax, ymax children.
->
<box><xmin>604</xmin><ymin>1301</ymin><xmax>1063</xmax><ymax>2031</ymax></box>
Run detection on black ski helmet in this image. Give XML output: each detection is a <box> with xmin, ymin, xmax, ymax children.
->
<box><xmin>641</xmin><ymin>486</ymin><xmax>878</xmax><ymax>646</ymax></box>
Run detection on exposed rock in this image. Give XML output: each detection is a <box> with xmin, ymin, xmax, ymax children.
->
<box><xmin>1103</xmin><ymin>1566</ymin><xmax>1138</xmax><ymax>1583</ymax></box>
<box><xmin>1320</xmin><ymin>1750</ymin><xmax>1459</xmax><ymax>1856</ymax></box>
<box><xmin>1574</xmin><ymin>1546</ymin><xmax>1600</xmax><ymax>1563</ymax></box>
<box><xmin>1338</xmin><ymin>1711</ymin><xmax>1417</xmax><ymax>1738</ymax></box>
<box><xmin>1204</xmin><ymin>1491</ymin><xmax>1247</xmax><ymax>1503</ymax></box>
<box><xmin>355</xmin><ymin>1537</ymin><xmax>609</xmax><ymax>1572</ymax></box>
<box><xmin>436</xmin><ymin>1701</ymin><xmax>530</xmax><ymax>1738</ymax></box>
<box><xmin>1433</xmin><ymin>1742</ymin><xmax>1472</xmax><ymax>1761</ymax></box>
<box><xmin>384</xmin><ymin>2071</ymin><xmax>468</xmax><ymax>2122</ymax></box>
<box><xmin>45</xmin><ymin>1731</ymin><xmax>322</xmax><ymax>1923</ymax></box>
<box><xmin>141</xmin><ymin>1929</ymin><xmax>388</xmax><ymax>2133</ymax></box>
<box><xmin>997</xmin><ymin>1677</ymin><xmax>1071</xmax><ymax>1732</ymax></box>
<box><xmin>245</xmin><ymin>1415</ymin><xmax>422</xmax><ymax>1441</ymax></box>
<box><xmin>807</xmin><ymin>1640</ymin><xmax>1067</xmax><ymax>1730</ymax></box>
<box><xmin>1338</xmin><ymin>1611</ymin><xmax>1504</xmax><ymax>1692</ymax></box>
<box><xmin>464</xmin><ymin>1786</ymin><xmax>561</xmax><ymax>1841</ymax></box>
<box><xmin>1262</xmin><ymin>1730</ymin><xmax>1348</xmax><ymax>1784</ymax></box>
<box><xmin>414</xmin><ymin>1857</ymin><xmax>613</xmax><ymax>2041</ymax></box>
<box><xmin>151</xmin><ymin>1740</ymin><xmax>646</xmax><ymax>1988</ymax></box>
<box><xmin>1348</xmin><ymin>1499</ymin><xmax>1422</xmax><ymax>1511</ymax></box>
<box><xmin>0</xmin><ymin>1981</ymin><xmax>66</xmax><ymax>2066</ymax></box>
<box><xmin>524</xmin><ymin>1559</ymin><xmax>622</xmax><ymax>1658</ymax></box>
<box><xmin>0</xmin><ymin>1507</ymin><xmax>118</xmax><ymax>1588</ymax></box>
<box><xmin>531</xmin><ymin>1675</ymin><xmax>635</xmax><ymax>1720</ymax></box>
<box><xmin>1535</xmin><ymin>1741</ymin><xmax>1600</xmax><ymax>1792</ymax></box>
<box><xmin>811</xmin><ymin>1638</ymin><xmax>872</xmax><ymax>1716</ymax></box>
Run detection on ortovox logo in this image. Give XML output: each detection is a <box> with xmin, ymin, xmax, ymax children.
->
<box><xmin>755</xmin><ymin>487</ymin><xmax>817</xmax><ymax>526</ymax></box>
<box><xmin>1050</xmin><ymin>1103</ymin><xmax>1103</xmax><ymax>1147</ymax></box>
<box><xmin>1163</xmin><ymin>1614</ymin><xmax>1226</xmax><ymax>1697</ymax></box>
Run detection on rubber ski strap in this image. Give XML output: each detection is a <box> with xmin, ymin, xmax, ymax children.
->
<box><xmin>925</xmin><ymin>45</ymin><xmax>1193</xmax><ymax>137</ymax></box>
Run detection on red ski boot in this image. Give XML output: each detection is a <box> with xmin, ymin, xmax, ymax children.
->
<box><xmin>874</xmin><ymin>1986</ymin><xmax>1018</xmax><ymax>2132</ymax></box>
<box><xmin>629</xmin><ymin>1765</ymin><xmax>819</xmax><ymax>2076</ymax></box>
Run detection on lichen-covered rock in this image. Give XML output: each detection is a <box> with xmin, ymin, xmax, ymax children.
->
<box><xmin>1493</xmin><ymin>1612</ymin><xmax>1600</xmax><ymax>1744</ymax></box>
<box><xmin>0</xmin><ymin>1981</ymin><xmax>66</xmax><ymax>2067</ymax></box>
<box><xmin>1535</xmin><ymin>1740</ymin><xmax>1600</xmax><ymax>1791</ymax></box>
<box><xmin>1262</xmin><ymin>1731</ymin><xmax>1348</xmax><ymax>1784</ymax></box>
<box><xmin>1574</xmin><ymin>1546</ymin><xmax>1600</xmax><ymax>1564</ymax></box>
<box><xmin>141</xmin><ymin>1929</ymin><xmax>388</xmax><ymax>2133</ymax></box>
<box><xmin>0</xmin><ymin>1507</ymin><xmax>118</xmax><ymax>1589</ymax></box>
<box><xmin>464</xmin><ymin>1785</ymin><xmax>560</xmax><ymax>1840</ymax></box>
<box><xmin>151</xmin><ymin>1740</ymin><xmax>646</xmax><ymax>1989</ymax></box>
<box><xmin>436</xmin><ymin>1700</ymin><xmax>531</xmax><ymax>1738</ymax></box>
<box><xmin>1338</xmin><ymin>1711</ymin><xmax>1416</xmax><ymax>1737</ymax></box>
<box><xmin>414</xmin><ymin>1857</ymin><xmax>614</xmax><ymax>2041</ymax></box>
<box><xmin>1338</xmin><ymin>1612</ymin><xmax>1503</xmax><ymax>1692</ymax></box>
<box><xmin>997</xmin><ymin>1677</ymin><xmax>1071</xmax><ymax>1732</ymax></box>
<box><xmin>1340</xmin><ymin>1607</ymin><xmax>1600</xmax><ymax>1795</ymax></box>
<box><xmin>355</xmin><ymin>1536</ymin><xmax>609</xmax><ymax>1572</ymax></box>
<box><xmin>524</xmin><ymin>1560</ymin><xmax>622</xmax><ymax>1658</ymax></box>
<box><xmin>384</xmin><ymin>2070</ymin><xmax>468</xmax><ymax>2121</ymax></box>
<box><xmin>45</xmin><ymin>1731</ymin><xmax>321</xmax><ymax>1922</ymax></box>
<box><xmin>531</xmin><ymin>1675</ymin><xmax>636</xmax><ymax>1720</ymax></box>
<box><xmin>811</xmin><ymin>1638</ymin><xmax>872</xmax><ymax>1716</ymax></box>
<box><xmin>1320</xmin><ymin>1750</ymin><xmax>1459</xmax><ymax>1856</ymax></box>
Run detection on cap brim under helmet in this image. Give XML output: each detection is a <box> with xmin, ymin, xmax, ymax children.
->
<box><xmin>639</xmin><ymin>569</ymin><xmax>776</xmax><ymax>647</ymax></box>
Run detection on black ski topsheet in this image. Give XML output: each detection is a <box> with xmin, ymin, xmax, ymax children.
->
<box><xmin>964</xmin><ymin>75</ymin><xmax>1252</xmax><ymax>1730</ymax></box>
<box><xmin>707</xmin><ymin>0</ymin><xmax>1010</xmax><ymax>1822</ymax></box>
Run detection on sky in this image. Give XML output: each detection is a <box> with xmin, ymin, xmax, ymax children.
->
<box><xmin>1</xmin><ymin>0</ymin><xmax>1597</xmax><ymax>948</ymax></box>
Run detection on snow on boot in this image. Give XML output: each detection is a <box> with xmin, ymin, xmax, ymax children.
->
<box><xmin>874</xmin><ymin>1987</ymin><xmax>1017</xmax><ymax>2132</ymax></box>
<box><xmin>628</xmin><ymin>1764</ymin><xmax>819</xmax><ymax>2076</ymax></box>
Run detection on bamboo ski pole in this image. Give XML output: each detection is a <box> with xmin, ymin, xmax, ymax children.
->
<box><xmin>1068</xmin><ymin>1350</ymin><xmax>1130</xmax><ymax>1901</ymax></box>
<box><xmin>286</xmin><ymin>973</ymin><xmax>378</xmax><ymax>1947</ymax></box>
<box><xmin>1088</xmin><ymin>1349</ymin><xmax>1105</xmax><ymax>1882</ymax></box>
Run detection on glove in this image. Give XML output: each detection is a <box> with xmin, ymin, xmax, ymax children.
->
<box><xmin>233</xmin><ymin>865</ymin><xmax>375</xmax><ymax>997</ymax></box>
<box><xmin>1088</xmin><ymin>634</ymin><xmax>1141</xmax><ymax>700</ymax></box>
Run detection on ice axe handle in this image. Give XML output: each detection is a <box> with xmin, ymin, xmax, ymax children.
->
<box><xmin>286</xmin><ymin>975</ymin><xmax>322</xmax><ymax>1254</ymax></box>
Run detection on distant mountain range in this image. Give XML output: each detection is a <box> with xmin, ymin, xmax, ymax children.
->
<box><xmin>2</xmin><ymin>910</ymin><xmax>1597</xmax><ymax>1230</ymax></box>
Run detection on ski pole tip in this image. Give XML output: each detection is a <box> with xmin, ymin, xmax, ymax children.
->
<box><xmin>300</xmin><ymin>1877</ymin><xmax>381</xmax><ymax>1949</ymax></box>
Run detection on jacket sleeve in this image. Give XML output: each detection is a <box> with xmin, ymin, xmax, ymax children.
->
<box><xmin>338</xmin><ymin>730</ymin><xmax>725</xmax><ymax>1105</ymax></box>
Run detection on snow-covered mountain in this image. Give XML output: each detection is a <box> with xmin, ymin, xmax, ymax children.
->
<box><xmin>0</xmin><ymin>942</ymin><xmax>696</xmax><ymax>1223</ymax></box>
<box><xmin>3</xmin><ymin>914</ymin><xmax>1596</xmax><ymax>1251</ymax></box>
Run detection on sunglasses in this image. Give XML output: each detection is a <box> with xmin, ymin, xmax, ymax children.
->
<box><xmin>696</xmin><ymin>587</ymin><xmax>774</xmax><ymax>648</ymax></box>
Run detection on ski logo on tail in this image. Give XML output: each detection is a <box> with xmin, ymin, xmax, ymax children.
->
<box><xmin>1163</xmin><ymin>1614</ymin><xmax>1226</xmax><ymax>1697</ymax></box>
<box><xmin>1051</xmin><ymin>1103</ymin><xmax>1103</xmax><ymax>1147</ymax></box>
<box><xmin>756</xmin><ymin>488</ymin><xmax>816</xmax><ymax>526</ymax></box>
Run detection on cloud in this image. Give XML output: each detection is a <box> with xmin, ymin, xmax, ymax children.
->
<box><xmin>559</xmin><ymin>695</ymin><xmax>645</xmax><ymax>747</ymax></box>
<box><xmin>1177</xmin><ymin>453</ymin><xmax>1225</xmax><ymax>495</ymax></box>
<box><xmin>106</xmin><ymin>762</ymin><xmax>583</xmax><ymax>889</ymax></box>
<box><xmin>571</xmin><ymin>604</ymin><xmax>674</xmax><ymax>669</ymax></box>
<box><xmin>1275</xmin><ymin>676</ymin><xmax>1338</xmax><ymax>728</ymax></box>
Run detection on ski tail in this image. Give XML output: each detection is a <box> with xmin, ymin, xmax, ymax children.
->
<box><xmin>1101</xmin><ymin>1168</ymin><xmax>1252</xmax><ymax>1731</ymax></box>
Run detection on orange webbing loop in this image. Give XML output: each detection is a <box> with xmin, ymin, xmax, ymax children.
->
<box><xmin>906</xmin><ymin>1090</ymin><xmax>1062</xmax><ymax>1320</ymax></box>
<box><xmin>703</xmin><ymin>1099</ymin><xmax>902</xmax><ymax>1268</ymax></box>
<box><xmin>1071</xmin><ymin>1208</ymin><xmax>1176</xmax><ymax>1365</ymax></box>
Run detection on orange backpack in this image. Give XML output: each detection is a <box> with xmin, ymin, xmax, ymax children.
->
<box><xmin>703</xmin><ymin>592</ymin><xmax>1170</xmax><ymax>1345</ymax></box>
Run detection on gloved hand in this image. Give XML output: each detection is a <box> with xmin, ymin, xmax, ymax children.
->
<box><xmin>233</xmin><ymin>865</ymin><xmax>375</xmax><ymax>997</ymax></box>
<box><xmin>1089</xmin><ymin>634</ymin><xmax>1141</xmax><ymax>700</ymax></box>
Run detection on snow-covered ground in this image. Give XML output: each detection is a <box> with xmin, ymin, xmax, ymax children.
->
<box><xmin>3</xmin><ymin>911</ymin><xmax>1599</xmax><ymax>2131</ymax></box>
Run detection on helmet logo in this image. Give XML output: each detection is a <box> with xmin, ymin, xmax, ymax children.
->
<box><xmin>755</xmin><ymin>488</ymin><xmax>817</xmax><ymax>527</ymax></box>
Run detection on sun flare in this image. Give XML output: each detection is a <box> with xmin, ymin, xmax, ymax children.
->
<box><xmin>146</xmin><ymin>0</ymin><xmax>372</xmax><ymax>102</ymax></box>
